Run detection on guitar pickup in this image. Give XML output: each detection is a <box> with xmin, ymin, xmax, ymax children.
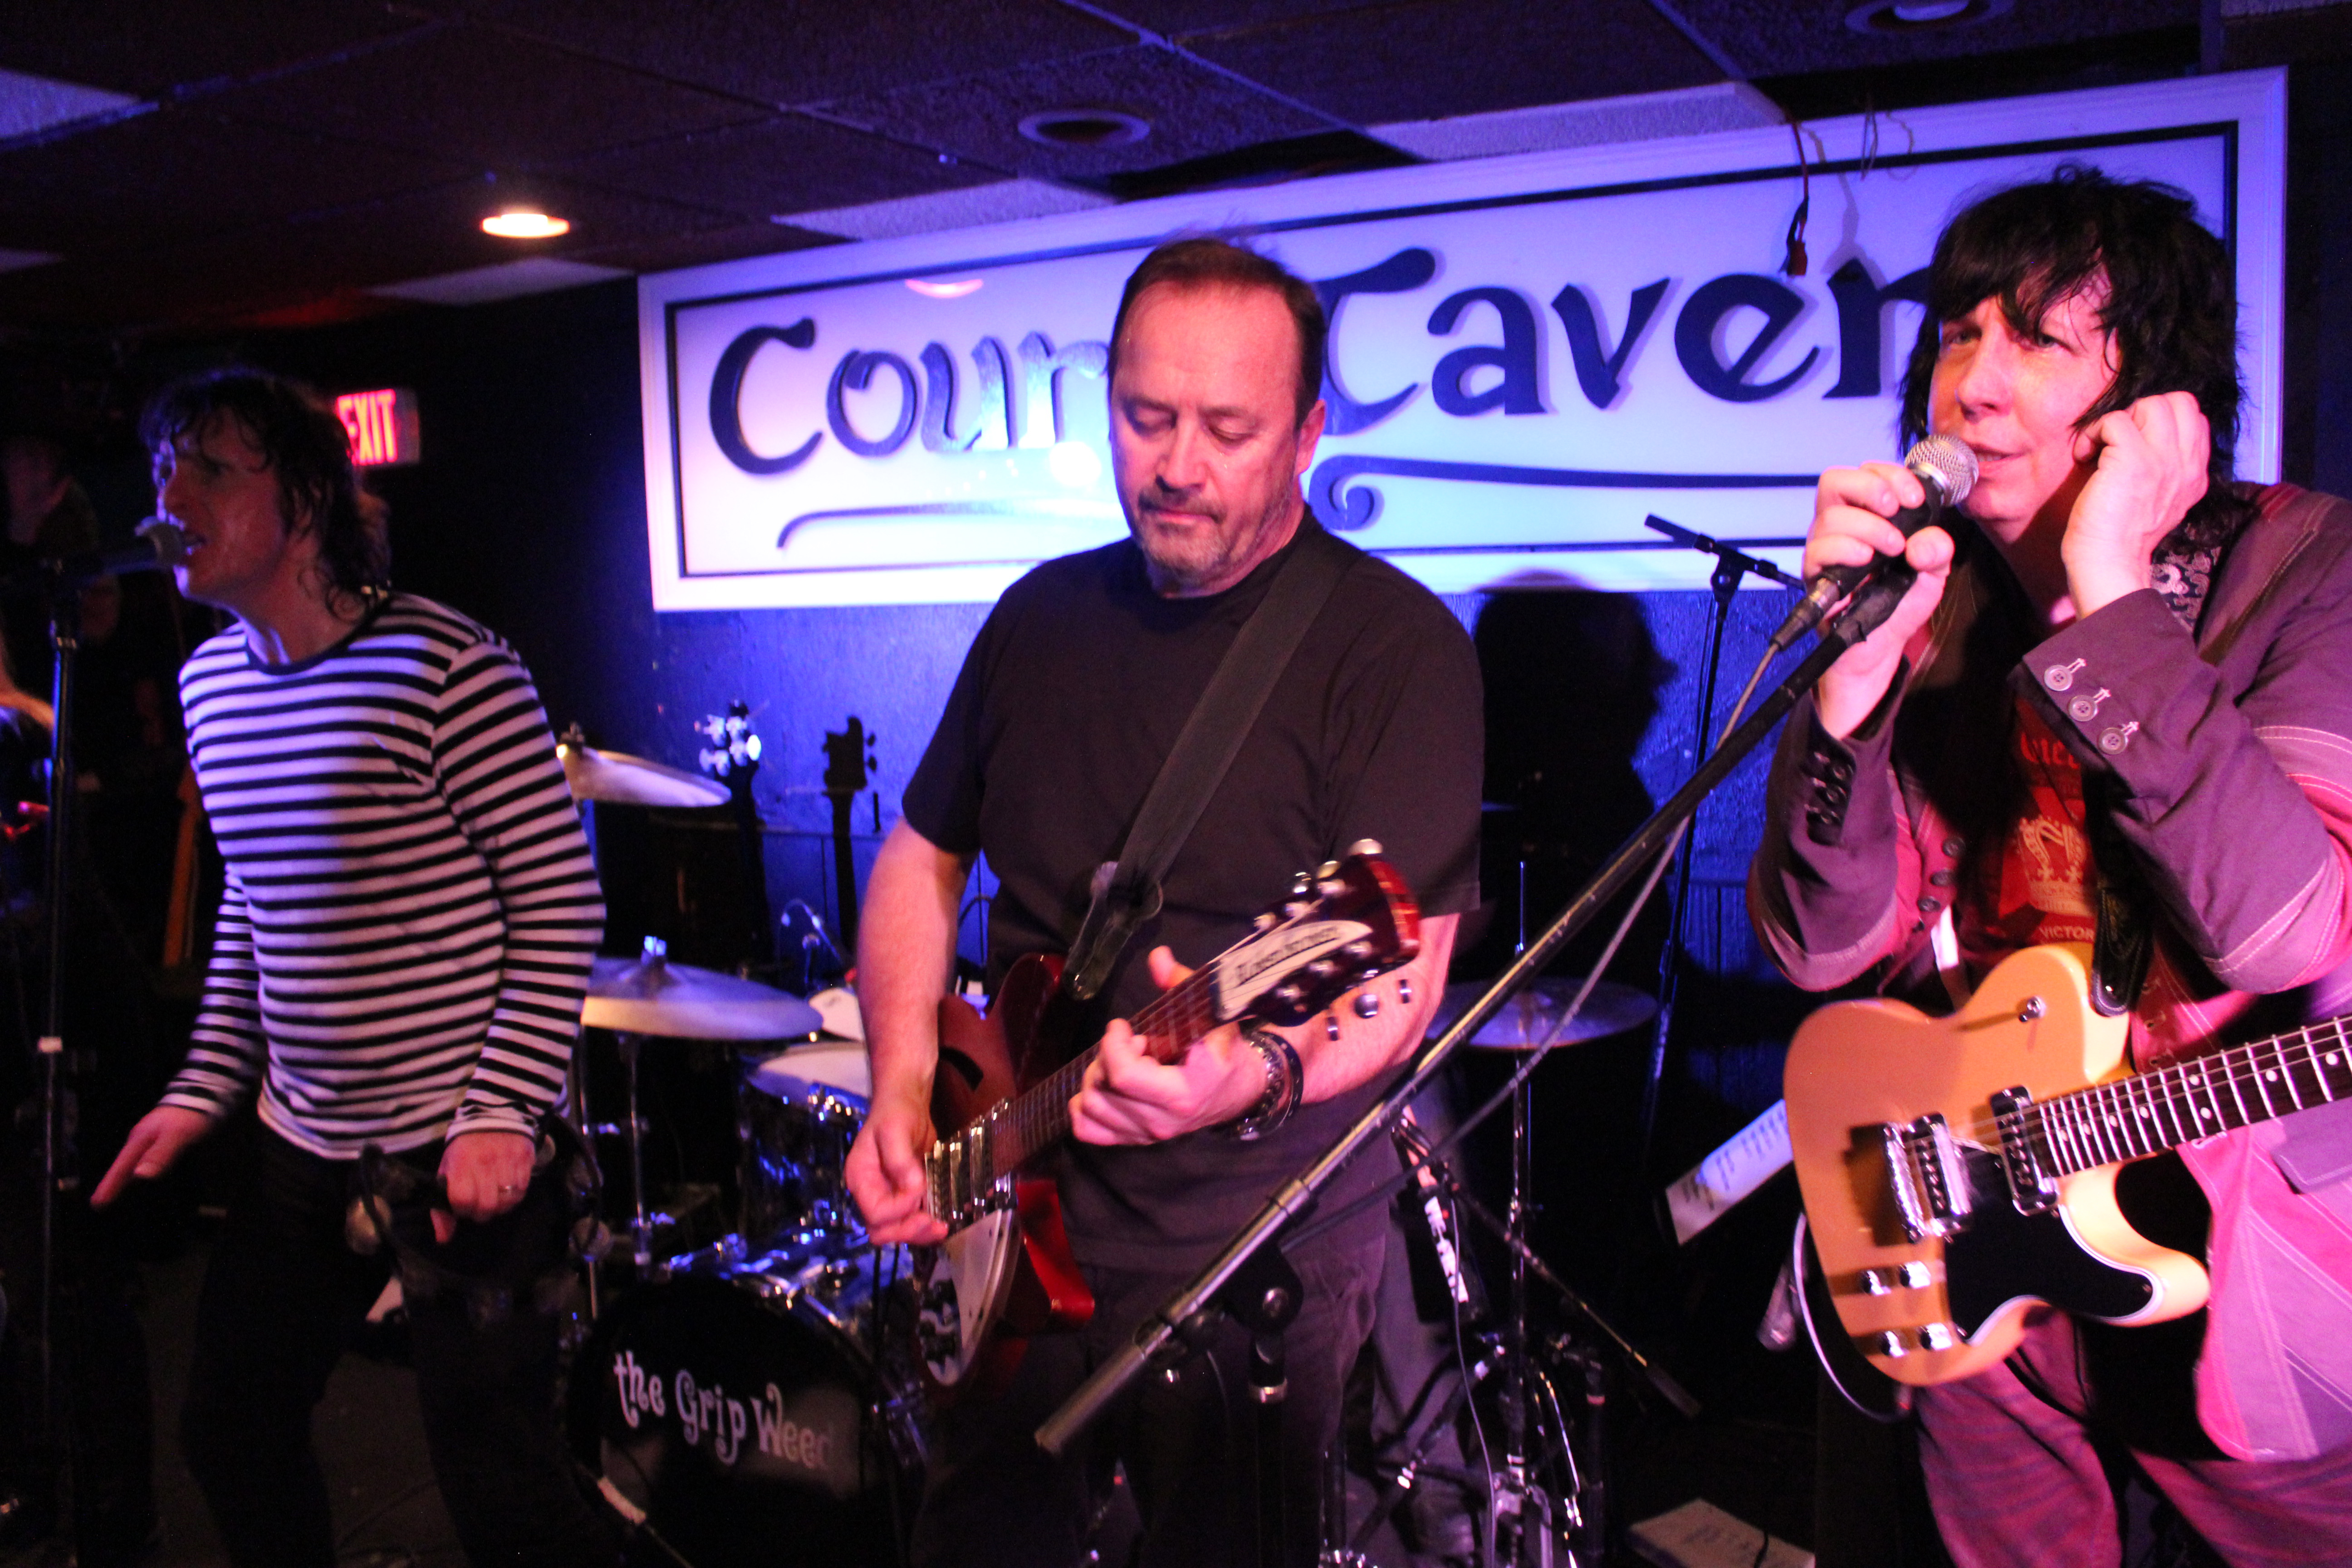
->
<box><xmin>1881</xmin><ymin>1113</ymin><xmax>1974</xmax><ymax>1242</ymax></box>
<box><xmin>1988</xmin><ymin>1085</ymin><xmax>2059</xmax><ymax>1215</ymax></box>
<box><xmin>1858</xmin><ymin>1261</ymin><xmax>1933</xmax><ymax>1295</ymax></box>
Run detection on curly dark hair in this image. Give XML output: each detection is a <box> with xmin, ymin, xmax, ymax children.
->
<box><xmin>1109</xmin><ymin>237</ymin><xmax>1327</xmax><ymax>428</ymax></box>
<box><xmin>140</xmin><ymin>368</ymin><xmax>390</xmax><ymax>607</ymax></box>
<box><xmin>1897</xmin><ymin>164</ymin><xmax>2254</xmax><ymax>551</ymax></box>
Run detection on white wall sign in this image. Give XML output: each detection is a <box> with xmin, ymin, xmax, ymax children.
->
<box><xmin>639</xmin><ymin>71</ymin><xmax>2284</xmax><ymax>610</ymax></box>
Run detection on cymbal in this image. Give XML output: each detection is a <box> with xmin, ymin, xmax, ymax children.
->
<box><xmin>583</xmin><ymin>955</ymin><xmax>823</xmax><ymax>1040</ymax></box>
<box><xmin>559</xmin><ymin>742</ymin><xmax>729</xmax><ymax>809</ymax></box>
<box><xmin>1429</xmin><ymin>977</ymin><xmax>1659</xmax><ymax>1050</ymax></box>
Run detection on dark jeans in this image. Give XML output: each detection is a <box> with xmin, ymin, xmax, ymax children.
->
<box><xmin>180</xmin><ymin>1126</ymin><xmax>617</xmax><ymax>1568</ymax></box>
<box><xmin>909</xmin><ymin>1218</ymin><xmax>1386</xmax><ymax>1568</ymax></box>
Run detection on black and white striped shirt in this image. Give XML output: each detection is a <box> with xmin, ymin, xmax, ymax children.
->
<box><xmin>162</xmin><ymin>593</ymin><xmax>603</xmax><ymax>1157</ymax></box>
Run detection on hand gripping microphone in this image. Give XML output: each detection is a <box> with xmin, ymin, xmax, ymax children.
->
<box><xmin>1765</xmin><ymin>435</ymin><xmax>1978</xmax><ymax>655</ymax></box>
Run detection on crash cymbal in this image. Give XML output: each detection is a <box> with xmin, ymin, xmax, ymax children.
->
<box><xmin>583</xmin><ymin>955</ymin><xmax>823</xmax><ymax>1040</ymax></box>
<box><xmin>559</xmin><ymin>741</ymin><xmax>729</xmax><ymax>809</ymax></box>
<box><xmin>1429</xmin><ymin>977</ymin><xmax>1659</xmax><ymax>1050</ymax></box>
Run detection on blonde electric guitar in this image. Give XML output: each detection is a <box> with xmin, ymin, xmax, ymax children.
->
<box><xmin>1786</xmin><ymin>942</ymin><xmax>2352</xmax><ymax>1390</ymax></box>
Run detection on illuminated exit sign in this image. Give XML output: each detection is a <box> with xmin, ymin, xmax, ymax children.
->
<box><xmin>334</xmin><ymin>387</ymin><xmax>420</xmax><ymax>467</ymax></box>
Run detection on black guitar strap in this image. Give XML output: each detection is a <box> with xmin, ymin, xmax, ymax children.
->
<box><xmin>1062</xmin><ymin>529</ymin><xmax>1353</xmax><ymax>1003</ymax></box>
<box><xmin>2084</xmin><ymin>773</ymin><xmax>2155</xmax><ymax>1019</ymax></box>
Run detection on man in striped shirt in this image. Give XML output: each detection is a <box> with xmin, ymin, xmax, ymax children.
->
<box><xmin>93</xmin><ymin>370</ymin><xmax>615</xmax><ymax>1567</ymax></box>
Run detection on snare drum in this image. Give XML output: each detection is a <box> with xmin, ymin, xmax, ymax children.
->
<box><xmin>571</xmin><ymin>1243</ymin><xmax>923</xmax><ymax>1566</ymax></box>
<box><xmin>740</xmin><ymin>1042</ymin><xmax>871</xmax><ymax>1246</ymax></box>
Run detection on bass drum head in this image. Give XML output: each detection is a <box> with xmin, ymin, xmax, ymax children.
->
<box><xmin>572</xmin><ymin>1272</ymin><xmax>921</xmax><ymax>1565</ymax></box>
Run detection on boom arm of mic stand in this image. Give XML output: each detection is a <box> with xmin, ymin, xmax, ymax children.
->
<box><xmin>1036</xmin><ymin>580</ymin><xmax>1908</xmax><ymax>1458</ymax></box>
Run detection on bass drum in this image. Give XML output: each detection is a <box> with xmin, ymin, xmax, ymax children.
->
<box><xmin>572</xmin><ymin>1249</ymin><xmax>925</xmax><ymax>1565</ymax></box>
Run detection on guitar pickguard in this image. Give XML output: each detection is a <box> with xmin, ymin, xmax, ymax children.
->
<box><xmin>1940</xmin><ymin>1144</ymin><xmax>2157</xmax><ymax>1335</ymax></box>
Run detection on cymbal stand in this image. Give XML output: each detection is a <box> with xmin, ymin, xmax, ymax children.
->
<box><xmin>616</xmin><ymin>1032</ymin><xmax>656</xmax><ymax>1271</ymax></box>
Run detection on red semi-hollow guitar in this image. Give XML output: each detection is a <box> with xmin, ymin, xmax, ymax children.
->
<box><xmin>912</xmin><ymin>844</ymin><xmax>1421</xmax><ymax>1403</ymax></box>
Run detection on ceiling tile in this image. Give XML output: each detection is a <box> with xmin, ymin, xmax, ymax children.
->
<box><xmin>1671</xmin><ymin>0</ymin><xmax>2199</xmax><ymax>78</ymax></box>
<box><xmin>780</xmin><ymin>179</ymin><xmax>1114</xmax><ymax>241</ymax></box>
<box><xmin>549</xmin><ymin>113</ymin><xmax>997</xmax><ymax>222</ymax></box>
<box><xmin>1100</xmin><ymin>1</ymin><xmax>1396</xmax><ymax>34</ymax></box>
<box><xmin>472</xmin><ymin>0</ymin><xmax>1135</xmax><ymax>106</ymax></box>
<box><xmin>823</xmin><ymin>44</ymin><xmax>1330</xmax><ymax>179</ymax></box>
<box><xmin>1186</xmin><ymin>0</ymin><xmax>1723</xmax><ymax>125</ymax></box>
<box><xmin>0</xmin><ymin>176</ymin><xmax>750</xmax><ymax>331</ymax></box>
<box><xmin>562</xmin><ymin>220</ymin><xmax>845</xmax><ymax>274</ymax></box>
<box><xmin>219</xmin><ymin>22</ymin><xmax>763</xmax><ymax>171</ymax></box>
<box><xmin>0</xmin><ymin>0</ymin><xmax>430</xmax><ymax>98</ymax></box>
<box><xmin>0</xmin><ymin>108</ymin><xmax>471</xmax><ymax>256</ymax></box>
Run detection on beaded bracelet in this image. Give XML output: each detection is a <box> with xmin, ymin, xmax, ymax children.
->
<box><xmin>1224</xmin><ymin>1027</ymin><xmax>1305</xmax><ymax>1141</ymax></box>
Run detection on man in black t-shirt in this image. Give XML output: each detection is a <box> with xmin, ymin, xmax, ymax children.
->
<box><xmin>846</xmin><ymin>240</ymin><xmax>1482</xmax><ymax>1566</ymax></box>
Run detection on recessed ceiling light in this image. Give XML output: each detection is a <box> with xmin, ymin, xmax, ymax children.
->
<box><xmin>906</xmin><ymin>278</ymin><xmax>984</xmax><ymax>299</ymax></box>
<box><xmin>1017</xmin><ymin>108</ymin><xmax>1150</xmax><ymax>149</ymax></box>
<box><xmin>1845</xmin><ymin>0</ymin><xmax>2010</xmax><ymax>32</ymax></box>
<box><xmin>482</xmin><ymin>209</ymin><xmax>570</xmax><ymax>239</ymax></box>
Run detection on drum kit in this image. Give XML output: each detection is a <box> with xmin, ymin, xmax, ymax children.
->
<box><xmin>557</xmin><ymin>741</ymin><xmax>921</xmax><ymax>1567</ymax></box>
<box><xmin>551</xmin><ymin>742</ymin><xmax>1668</xmax><ymax>1566</ymax></box>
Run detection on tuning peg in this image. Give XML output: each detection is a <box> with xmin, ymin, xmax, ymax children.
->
<box><xmin>1397</xmin><ymin>977</ymin><xmax>1413</xmax><ymax>1006</ymax></box>
<box><xmin>1352</xmin><ymin>992</ymin><xmax>1381</xmax><ymax>1020</ymax></box>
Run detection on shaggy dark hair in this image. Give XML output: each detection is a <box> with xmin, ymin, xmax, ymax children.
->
<box><xmin>1108</xmin><ymin>237</ymin><xmax>1327</xmax><ymax>428</ymax></box>
<box><xmin>140</xmin><ymin>368</ymin><xmax>390</xmax><ymax>606</ymax></box>
<box><xmin>1898</xmin><ymin>165</ymin><xmax>2254</xmax><ymax>551</ymax></box>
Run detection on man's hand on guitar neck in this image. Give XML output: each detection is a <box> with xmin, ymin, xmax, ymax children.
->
<box><xmin>1074</xmin><ymin>914</ymin><xmax>1458</xmax><ymax>1146</ymax></box>
<box><xmin>1073</xmin><ymin>947</ymin><xmax>1267</xmax><ymax>1145</ymax></box>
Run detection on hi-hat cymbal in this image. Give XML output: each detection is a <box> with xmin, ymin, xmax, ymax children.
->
<box><xmin>559</xmin><ymin>742</ymin><xmax>729</xmax><ymax>809</ymax></box>
<box><xmin>1429</xmin><ymin>977</ymin><xmax>1659</xmax><ymax>1050</ymax></box>
<box><xmin>583</xmin><ymin>955</ymin><xmax>823</xmax><ymax>1040</ymax></box>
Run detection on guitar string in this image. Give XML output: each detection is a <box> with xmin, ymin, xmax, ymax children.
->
<box><xmin>1921</xmin><ymin>1017</ymin><xmax>2352</xmax><ymax>1174</ymax></box>
<box><xmin>1971</xmin><ymin>1037</ymin><xmax>2350</xmax><ymax>1160</ymax></box>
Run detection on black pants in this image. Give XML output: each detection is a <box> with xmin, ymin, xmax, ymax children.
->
<box><xmin>180</xmin><ymin>1126</ymin><xmax>617</xmax><ymax>1568</ymax></box>
<box><xmin>909</xmin><ymin>1218</ymin><xmax>1386</xmax><ymax>1568</ymax></box>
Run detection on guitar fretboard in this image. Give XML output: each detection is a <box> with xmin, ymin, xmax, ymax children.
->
<box><xmin>2009</xmin><ymin>1015</ymin><xmax>2352</xmax><ymax>1178</ymax></box>
<box><xmin>940</xmin><ymin>959</ymin><xmax>1229</xmax><ymax>1195</ymax></box>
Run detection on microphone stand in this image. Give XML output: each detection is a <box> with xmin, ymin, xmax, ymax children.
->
<box><xmin>34</xmin><ymin>578</ymin><xmax>84</xmax><ymax>1549</ymax></box>
<box><xmin>1633</xmin><ymin>518</ymin><xmax>1801</xmax><ymax>1173</ymax></box>
<box><xmin>1036</xmin><ymin>568</ymin><xmax>1917</xmax><ymax>1558</ymax></box>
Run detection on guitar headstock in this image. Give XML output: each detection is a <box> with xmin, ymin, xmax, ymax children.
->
<box><xmin>1219</xmin><ymin>843</ymin><xmax>1421</xmax><ymax>1027</ymax></box>
<box><xmin>696</xmin><ymin>701</ymin><xmax>763</xmax><ymax>787</ymax></box>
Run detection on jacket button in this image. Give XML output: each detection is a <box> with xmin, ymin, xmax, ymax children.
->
<box><xmin>2098</xmin><ymin>723</ymin><xmax>2139</xmax><ymax>755</ymax></box>
<box><xmin>1916</xmin><ymin>897</ymin><xmax>1942</xmax><ymax>914</ymax></box>
<box><xmin>1943</xmin><ymin>838</ymin><xmax>1963</xmax><ymax>857</ymax></box>
<box><xmin>2043</xmin><ymin>659</ymin><xmax>2085</xmax><ymax>693</ymax></box>
<box><xmin>1929</xmin><ymin>870</ymin><xmax>1955</xmax><ymax>887</ymax></box>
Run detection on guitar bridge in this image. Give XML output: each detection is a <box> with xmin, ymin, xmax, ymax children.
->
<box><xmin>1881</xmin><ymin>1113</ymin><xmax>1975</xmax><ymax>1242</ymax></box>
<box><xmin>1988</xmin><ymin>1085</ymin><xmax>2058</xmax><ymax>1215</ymax></box>
<box><xmin>929</xmin><ymin>1115</ymin><xmax>1016</xmax><ymax>1229</ymax></box>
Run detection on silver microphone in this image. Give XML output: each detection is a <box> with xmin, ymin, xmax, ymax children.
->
<box><xmin>1766</xmin><ymin>436</ymin><xmax>1978</xmax><ymax>655</ymax></box>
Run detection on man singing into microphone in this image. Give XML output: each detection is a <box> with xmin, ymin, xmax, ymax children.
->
<box><xmin>93</xmin><ymin>369</ymin><xmax>616</xmax><ymax>1568</ymax></box>
<box><xmin>1750</xmin><ymin>168</ymin><xmax>2352</xmax><ymax>1564</ymax></box>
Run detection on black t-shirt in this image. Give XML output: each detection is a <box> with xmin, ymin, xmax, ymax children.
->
<box><xmin>902</xmin><ymin>517</ymin><xmax>1484</xmax><ymax>1269</ymax></box>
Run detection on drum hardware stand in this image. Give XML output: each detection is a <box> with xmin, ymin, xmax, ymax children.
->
<box><xmin>1039</xmin><ymin>568</ymin><xmax>1918</xmax><ymax>1540</ymax></box>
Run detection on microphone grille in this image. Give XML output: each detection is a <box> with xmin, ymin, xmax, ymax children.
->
<box><xmin>136</xmin><ymin>515</ymin><xmax>189</xmax><ymax>567</ymax></box>
<box><xmin>1906</xmin><ymin>435</ymin><xmax>1978</xmax><ymax>505</ymax></box>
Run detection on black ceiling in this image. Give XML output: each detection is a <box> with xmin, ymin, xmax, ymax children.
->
<box><xmin>0</xmin><ymin>0</ymin><xmax>2337</xmax><ymax>337</ymax></box>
